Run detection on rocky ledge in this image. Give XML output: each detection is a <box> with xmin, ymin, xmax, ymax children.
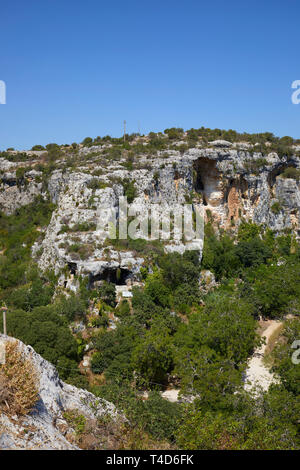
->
<box><xmin>0</xmin><ymin>334</ymin><xmax>119</xmax><ymax>450</ymax></box>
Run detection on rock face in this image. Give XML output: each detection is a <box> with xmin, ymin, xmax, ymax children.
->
<box><xmin>0</xmin><ymin>164</ymin><xmax>44</xmax><ymax>215</ymax></box>
<box><xmin>0</xmin><ymin>335</ymin><xmax>119</xmax><ymax>450</ymax></box>
<box><xmin>1</xmin><ymin>146</ymin><xmax>300</xmax><ymax>284</ymax></box>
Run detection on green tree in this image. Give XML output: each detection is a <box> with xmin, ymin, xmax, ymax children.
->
<box><xmin>98</xmin><ymin>281</ymin><xmax>116</xmax><ymax>307</ymax></box>
<box><xmin>271</xmin><ymin>319</ymin><xmax>300</xmax><ymax>395</ymax></box>
<box><xmin>132</xmin><ymin>322</ymin><xmax>174</xmax><ymax>386</ymax></box>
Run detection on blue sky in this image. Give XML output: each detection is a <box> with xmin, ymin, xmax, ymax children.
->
<box><xmin>0</xmin><ymin>0</ymin><xmax>300</xmax><ymax>150</ymax></box>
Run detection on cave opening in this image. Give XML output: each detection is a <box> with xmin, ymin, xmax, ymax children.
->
<box><xmin>68</xmin><ymin>262</ymin><xmax>77</xmax><ymax>275</ymax></box>
<box><xmin>193</xmin><ymin>157</ymin><xmax>220</xmax><ymax>205</ymax></box>
<box><xmin>1</xmin><ymin>178</ymin><xmax>16</xmax><ymax>187</ymax></box>
<box><xmin>88</xmin><ymin>267</ymin><xmax>132</xmax><ymax>289</ymax></box>
<box><xmin>194</xmin><ymin>172</ymin><xmax>204</xmax><ymax>192</ymax></box>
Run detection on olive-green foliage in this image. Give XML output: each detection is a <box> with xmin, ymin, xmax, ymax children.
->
<box><xmin>271</xmin><ymin>319</ymin><xmax>300</xmax><ymax>395</ymax></box>
<box><xmin>173</xmin><ymin>283</ymin><xmax>201</xmax><ymax>313</ymax></box>
<box><xmin>90</xmin><ymin>313</ymin><xmax>109</xmax><ymax>328</ymax></box>
<box><xmin>0</xmin><ymin>198</ymin><xmax>89</xmax><ymax>385</ymax></box>
<box><xmin>280</xmin><ymin>166</ymin><xmax>300</xmax><ymax>181</ymax></box>
<box><xmin>3</xmin><ymin>275</ymin><xmax>55</xmax><ymax>311</ymax></box>
<box><xmin>45</xmin><ymin>144</ymin><xmax>62</xmax><ymax>163</ymax></box>
<box><xmin>201</xmin><ymin>226</ymin><xmax>240</xmax><ymax>279</ymax></box>
<box><xmin>116</xmin><ymin>299</ymin><xmax>130</xmax><ymax>318</ymax></box>
<box><xmin>0</xmin><ymin>151</ymin><xmax>32</xmax><ymax>162</ymax></box>
<box><xmin>202</xmin><ymin>223</ymin><xmax>272</xmax><ymax>279</ymax></box>
<box><xmin>164</xmin><ymin>128</ymin><xmax>184</xmax><ymax>140</ymax></box>
<box><xmin>93</xmin><ymin>383</ymin><xmax>183</xmax><ymax>442</ymax></box>
<box><xmin>132</xmin><ymin>321</ymin><xmax>174</xmax><ymax>386</ymax></box>
<box><xmin>108</xmin><ymin>237</ymin><xmax>164</xmax><ymax>258</ymax></box>
<box><xmin>59</xmin><ymin>221</ymin><xmax>96</xmax><ymax>234</ymax></box>
<box><xmin>6</xmin><ymin>306</ymin><xmax>77</xmax><ymax>363</ymax></box>
<box><xmin>16</xmin><ymin>167</ymin><xmax>28</xmax><ymax>187</ymax></box>
<box><xmin>158</xmin><ymin>251</ymin><xmax>200</xmax><ymax>290</ymax></box>
<box><xmin>55</xmin><ymin>293</ymin><xmax>87</xmax><ymax>321</ymax></box>
<box><xmin>271</xmin><ymin>201</ymin><xmax>282</xmax><ymax>214</ymax></box>
<box><xmin>234</xmin><ymin>236</ymin><xmax>272</xmax><ymax>268</ymax></box>
<box><xmin>98</xmin><ymin>281</ymin><xmax>116</xmax><ymax>307</ymax></box>
<box><xmin>122</xmin><ymin>178</ymin><xmax>137</xmax><ymax>203</ymax></box>
<box><xmin>176</xmin><ymin>387</ymin><xmax>299</xmax><ymax>450</ymax></box>
<box><xmin>91</xmin><ymin>324</ymin><xmax>138</xmax><ymax>379</ymax></box>
<box><xmin>244</xmin><ymin>158</ymin><xmax>268</xmax><ymax>174</ymax></box>
<box><xmin>87</xmin><ymin>178</ymin><xmax>108</xmax><ymax>190</ymax></box>
<box><xmin>0</xmin><ymin>197</ymin><xmax>56</xmax><ymax>289</ymax></box>
<box><xmin>144</xmin><ymin>271</ymin><xmax>171</xmax><ymax>308</ymax></box>
<box><xmin>173</xmin><ymin>294</ymin><xmax>258</xmax><ymax>408</ymax></box>
<box><xmin>237</xmin><ymin>221</ymin><xmax>262</xmax><ymax>242</ymax></box>
<box><xmin>131</xmin><ymin>286</ymin><xmax>162</xmax><ymax>325</ymax></box>
<box><xmin>241</xmin><ymin>262</ymin><xmax>300</xmax><ymax>318</ymax></box>
<box><xmin>31</xmin><ymin>145</ymin><xmax>45</xmax><ymax>151</ymax></box>
<box><xmin>82</xmin><ymin>137</ymin><xmax>93</xmax><ymax>146</ymax></box>
<box><xmin>132</xmin><ymin>391</ymin><xmax>182</xmax><ymax>441</ymax></box>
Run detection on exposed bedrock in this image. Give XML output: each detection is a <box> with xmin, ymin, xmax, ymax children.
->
<box><xmin>0</xmin><ymin>148</ymin><xmax>299</xmax><ymax>284</ymax></box>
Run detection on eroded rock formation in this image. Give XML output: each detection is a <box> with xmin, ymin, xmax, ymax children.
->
<box><xmin>1</xmin><ymin>147</ymin><xmax>299</xmax><ymax>285</ymax></box>
<box><xmin>0</xmin><ymin>335</ymin><xmax>119</xmax><ymax>450</ymax></box>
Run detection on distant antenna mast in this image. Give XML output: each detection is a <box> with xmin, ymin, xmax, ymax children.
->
<box><xmin>138</xmin><ymin>121</ymin><xmax>141</xmax><ymax>135</ymax></box>
<box><xmin>123</xmin><ymin>120</ymin><xmax>126</xmax><ymax>142</ymax></box>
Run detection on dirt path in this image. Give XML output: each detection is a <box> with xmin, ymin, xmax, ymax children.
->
<box><xmin>244</xmin><ymin>320</ymin><xmax>282</xmax><ymax>392</ymax></box>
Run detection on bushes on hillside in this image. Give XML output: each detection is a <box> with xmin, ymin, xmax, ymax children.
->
<box><xmin>280</xmin><ymin>167</ymin><xmax>300</xmax><ymax>181</ymax></box>
<box><xmin>98</xmin><ymin>281</ymin><xmax>116</xmax><ymax>307</ymax></box>
<box><xmin>5</xmin><ymin>305</ymin><xmax>80</xmax><ymax>379</ymax></box>
<box><xmin>242</xmin><ymin>262</ymin><xmax>300</xmax><ymax>318</ymax></box>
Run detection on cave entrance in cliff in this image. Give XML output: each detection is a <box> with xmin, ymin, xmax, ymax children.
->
<box><xmin>193</xmin><ymin>157</ymin><xmax>220</xmax><ymax>205</ymax></box>
<box><xmin>89</xmin><ymin>267</ymin><xmax>131</xmax><ymax>288</ymax></box>
<box><xmin>68</xmin><ymin>262</ymin><xmax>77</xmax><ymax>275</ymax></box>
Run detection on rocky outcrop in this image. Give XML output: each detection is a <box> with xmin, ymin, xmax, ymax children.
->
<box><xmin>0</xmin><ymin>166</ymin><xmax>44</xmax><ymax>215</ymax></box>
<box><xmin>1</xmin><ymin>146</ymin><xmax>299</xmax><ymax>283</ymax></box>
<box><xmin>0</xmin><ymin>335</ymin><xmax>119</xmax><ymax>450</ymax></box>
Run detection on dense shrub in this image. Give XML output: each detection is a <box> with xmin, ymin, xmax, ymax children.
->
<box><xmin>242</xmin><ymin>262</ymin><xmax>300</xmax><ymax>318</ymax></box>
<box><xmin>122</xmin><ymin>178</ymin><xmax>137</xmax><ymax>203</ymax></box>
<box><xmin>5</xmin><ymin>306</ymin><xmax>79</xmax><ymax>377</ymax></box>
<box><xmin>98</xmin><ymin>281</ymin><xmax>116</xmax><ymax>307</ymax></box>
<box><xmin>280</xmin><ymin>167</ymin><xmax>300</xmax><ymax>181</ymax></box>
<box><xmin>271</xmin><ymin>319</ymin><xmax>300</xmax><ymax>395</ymax></box>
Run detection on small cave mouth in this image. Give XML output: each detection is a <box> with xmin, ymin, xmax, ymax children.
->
<box><xmin>89</xmin><ymin>267</ymin><xmax>132</xmax><ymax>288</ymax></box>
<box><xmin>174</xmin><ymin>169</ymin><xmax>182</xmax><ymax>181</ymax></box>
<box><xmin>68</xmin><ymin>262</ymin><xmax>77</xmax><ymax>275</ymax></box>
<box><xmin>1</xmin><ymin>178</ymin><xmax>17</xmax><ymax>187</ymax></box>
<box><xmin>194</xmin><ymin>172</ymin><xmax>204</xmax><ymax>192</ymax></box>
<box><xmin>192</xmin><ymin>157</ymin><xmax>220</xmax><ymax>200</ymax></box>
